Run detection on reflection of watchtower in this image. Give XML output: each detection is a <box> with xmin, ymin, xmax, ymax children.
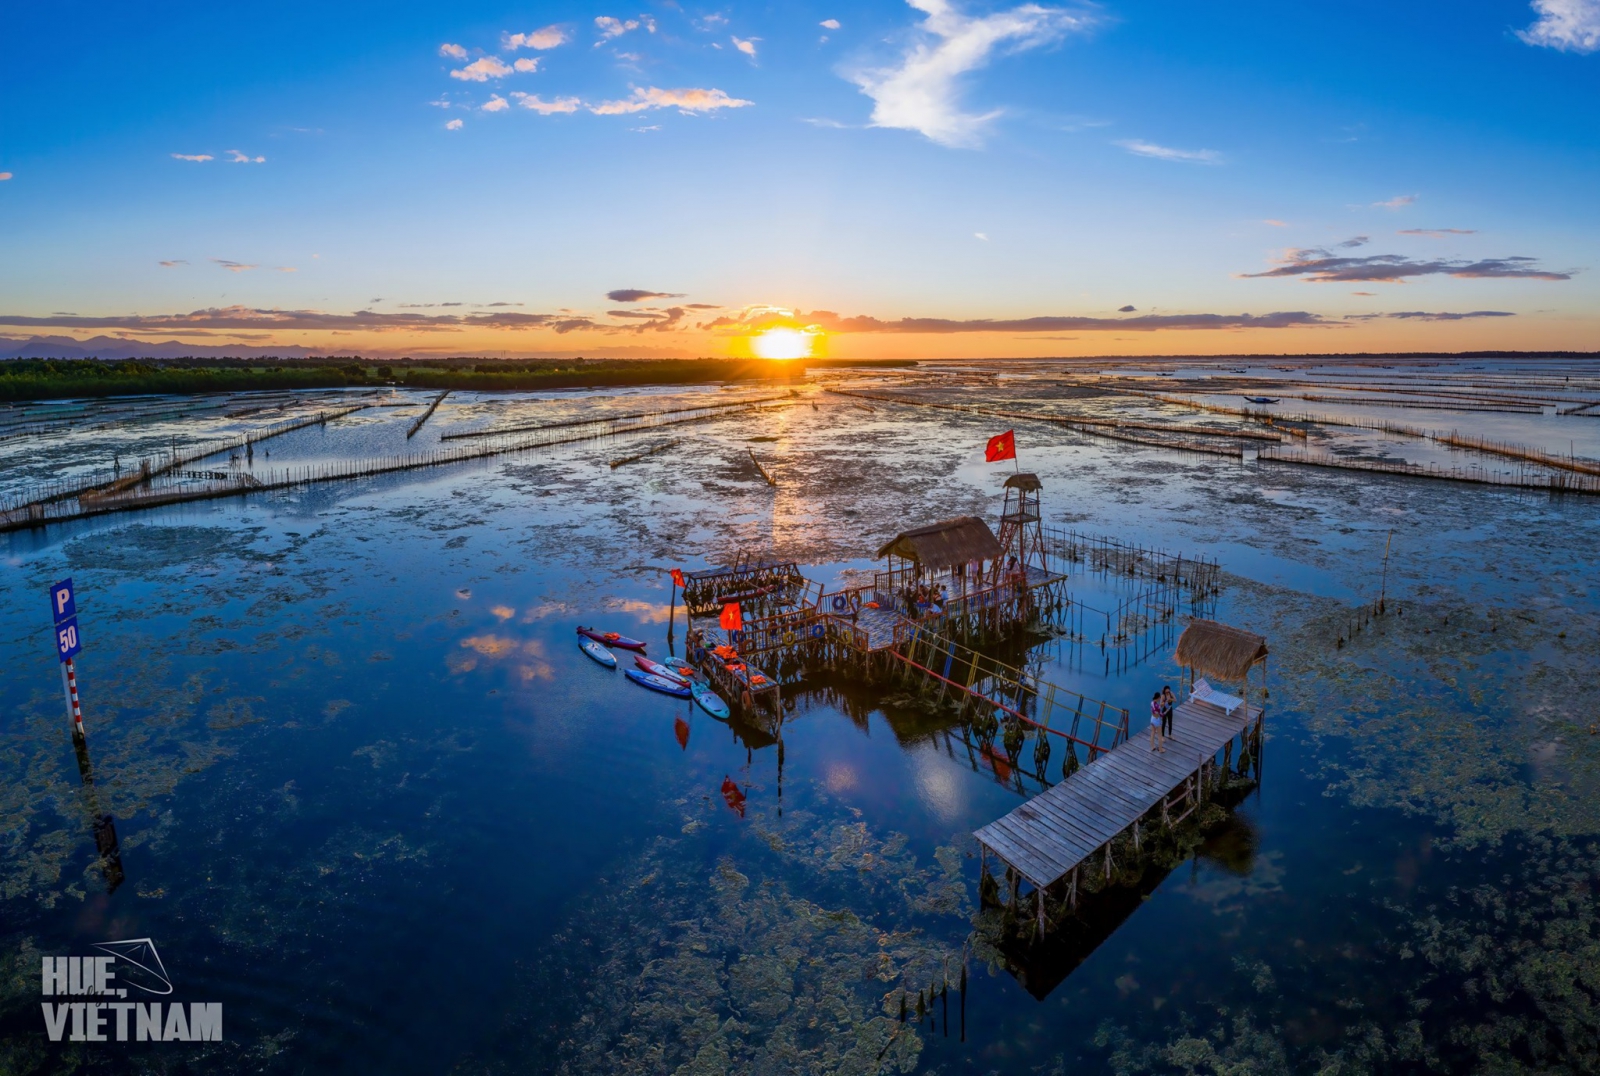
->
<box><xmin>996</xmin><ymin>473</ymin><xmax>1046</xmax><ymax>578</ymax></box>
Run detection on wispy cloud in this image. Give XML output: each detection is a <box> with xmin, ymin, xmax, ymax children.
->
<box><xmin>1398</xmin><ymin>228</ymin><xmax>1477</xmax><ymax>237</ymax></box>
<box><xmin>732</xmin><ymin>35</ymin><xmax>759</xmax><ymax>59</ymax></box>
<box><xmin>1263</xmin><ymin>219</ymin><xmax>1288</xmax><ymax>227</ymax></box>
<box><xmin>482</xmin><ymin>94</ymin><xmax>510</xmax><ymax>112</ymax></box>
<box><xmin>211</xmin><ymin>259</ymin><xmax>258</xmax><ymax>273</ymax></box>
<box><xmin>848</xmin><ymin>0</ymin><xmax>1095</xmax><ymax>149</ymax></box>
<box><xmin>0</xmin><ymin>306</ymin><xmax>610</xmax><ymax>334</ymax></box>
<box><xmin>704</xmin><ymin>306</ymin><xmax>1328</xmax><ymax>334</ymax></box>
<box><xmin>1348</xmin><ymin>310</ymin><xmax>1516</xmax><ymax>322</ymax></box>
<box><xmin>439</xmin><ymin>43</ymin><xmax>468</xmax><ymax>60</ymax></box>
<box><xmin>0</xmin><ymin>172</ymin><xmax>12</xmax><ymax>181</ymax></box>
<box><xmin>158</xmin><ymin>259</ymin><xmax>188</xmax><ymax>267</ymax></box>
<box><xmin>1518</xmin><ymin>0</ymin><xmax>1600</xmax><ymax>53</ymax></box>
<box><xmin>171</xmin><ymin>153</ymin><xmax>214</xmax><ymax>162</ymax></box>
<box><xmin>608</xmin><ymin>289</ymin><xmax>684</xmax><ymax>302</ymax></box>
<box><xmin>225</xmin><ymin>149</ymin><xmax>265</xmax><ymax>163</ymax></box>
<box><xmin>446</xmin><ymin>118</ymin><xmax>464</xmax><ymax>130</ymax></box>
<box><xmin>511</xmin><ymin>92</ymin><xmax>582</xmax><ymax>114</ymax></box>
<box><xmin>505</xmin><ymin>26</ymin><xmax>568</xmax><ymax>50</ymax></box>
<box><xmin>589</xmin><ymin>87</ymin><xmax>753</xmax><ymax>115</ymax></box>
<box><xmin>821</xmin><ymin>18</ymin><xmax>842</xmax><ymax>29</ymax></box>
<box><xmin>1240</xmin><ymin>248</ymin><xmax>1572</xmax><ymax>283</ymax></box>
<box><xmin>273</xmin><ymin>267</ymin><xmax>298</xmax><ymax>273</ymax></box>
<box><xmin>451</xmin><ymin>56</ymin><xmax>514</xmax><ymax>81</ymax></box>
<box><xmin>1116</xmin><ymin>139</ymin><xmax>1219</xmax><ymax>164</ymax></box>
<box><xmin>974</xmin><ymin>232</ymin><xmax>989</xmax><ymax>241</ymax></box>
<box><xmin>1338</xmin><ymin>235</ymin><xmax>1369</xmax><ymax>248</ymax></box>
<box><xmin>1372</xmin><ymin>194</ymin><xmax>1416</xmax><ymax>209</ymax></box>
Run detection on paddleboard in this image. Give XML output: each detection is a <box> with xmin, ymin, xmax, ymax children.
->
<box><xmin>577</xmin><ymin>626</ymin><xmax>647</xmax><ymax>652</ymax></box>
<box><xmin>691</xmin><ymin>681</ymin><xmax>730</xmax><ymax>719</ymax></box>
<box><xmin>579</xmin><ymin>636</ymin><xmax>617</xmax><ymax>668</ymax></box>
<box><xmin>625</xmin><ymin>668</ymin><xmax>691</xmax><ymax>698</ymax></box>
<box><xmin>635</xmin><ymin>656</ymin><xmax>691</xmax><ymax>686</ymax></box>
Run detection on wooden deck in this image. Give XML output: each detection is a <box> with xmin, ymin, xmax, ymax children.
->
<box><xmin>973</xmin><ymin>698</ymin><xmax>1260</xmax><ymax>889</ymax></box>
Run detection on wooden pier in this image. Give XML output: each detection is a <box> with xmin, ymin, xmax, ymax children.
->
<box><xmin>974</xmin><ymin>697</ymin><xmax>1261</xmax><ymax>893</ymax></box>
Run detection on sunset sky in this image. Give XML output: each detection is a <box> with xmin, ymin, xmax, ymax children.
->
<box><xmin>1</xmin><ymin>0</ymin><xmax>1597</xmax><ymax>359</ymax></box>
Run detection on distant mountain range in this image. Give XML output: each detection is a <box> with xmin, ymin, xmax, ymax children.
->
<box><xmin>0</xmin><ymin>335</ymin><xmax>333</xmax><ymax>361</ymax></box>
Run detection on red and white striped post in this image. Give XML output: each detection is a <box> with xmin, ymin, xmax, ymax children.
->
<box><xmin>61</xmin><ymin>659</ymin><xmax>86</xmax><ymax>739</ymax></box>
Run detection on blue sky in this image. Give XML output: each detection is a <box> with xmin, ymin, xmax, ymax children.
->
<box><xmin>1</xmin><ymin>0</ymin><xmax>1596</xmax><ymax>358</ymax></box>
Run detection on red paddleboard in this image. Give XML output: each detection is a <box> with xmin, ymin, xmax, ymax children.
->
<box><xmin>577</xmin><ymin>626</ymin><xmax>646</xmax><ymax>652</ymax></box>
<box><xmin>635</xmin><ymin>655</ymin><xmax>690</xmax><ymax>686</ymax></box>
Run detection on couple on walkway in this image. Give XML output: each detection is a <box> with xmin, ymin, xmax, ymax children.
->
<box><xmin>1148</xmin><ymin>685</ymin><xmax>1176</xmax><ymax>752</ymax></box>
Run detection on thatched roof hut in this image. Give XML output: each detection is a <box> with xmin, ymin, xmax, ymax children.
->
<box><xmin>1003</xmin><ymin>472</ymin><xmax>1041</xmax><ymax>491</ymax></box>
<box><xmin>875</xmin><ymin>516</ymin><xmax>1002</xmax><ymax>570</ymax></box>
<box><xmin>1174</xmin><ymin>619</ymin><xmax>1269</xmax><ymax>682</ymax></box>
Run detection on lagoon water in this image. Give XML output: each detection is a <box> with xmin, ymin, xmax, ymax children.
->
<box><xmin>3</xmin><ymin>365</ymin><xmax>1598</xmax><ymax>1073</ymax></box>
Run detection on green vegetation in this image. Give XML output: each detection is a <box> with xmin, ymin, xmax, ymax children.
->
<box><xmin>0</xmin><ymin>356</ymin><xmax>915</xmax><ymax>402</ymax></box>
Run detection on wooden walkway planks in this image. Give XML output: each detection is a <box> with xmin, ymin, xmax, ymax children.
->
<box><xmin>974</xmin><ymin>698</ymin><xmax>1259</xmax><ymax>888</ymax></box>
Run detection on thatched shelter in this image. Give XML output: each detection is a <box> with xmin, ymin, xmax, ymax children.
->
<box><xmin>1003</xmin><ymin>472</ymin><xmax>1042</xmax><ymax>492</ymax></box>
<box><xmin>1174</xmin><ymin>618</ymin><xmax>1268</xmax><ymax>682</ymax></box>
<box><xmin>875</xmin><ymin>516</ymin><xmax>1002</xmax><ymax>570</ymax></box>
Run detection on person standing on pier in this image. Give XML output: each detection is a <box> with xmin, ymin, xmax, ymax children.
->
<box><xmin>1161</xmin><ymin>686</ymin><xmax>1176</xmax><ymax>739</ymax></box>
<box><xmin>1149</xmin><ymin>692</ymin><xmax>1166</xmax><ymax>753</ymax></box>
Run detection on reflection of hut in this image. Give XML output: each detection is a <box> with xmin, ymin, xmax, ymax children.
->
<box><xmin>875</xmin><ymin>516</ymin><xmax>1003</xmax><ymax>602</ymax></box>
<box><xmin>1174</xmin><ymin>618</ymin><xmax>1269</xmax><ymax>708</ymax></box>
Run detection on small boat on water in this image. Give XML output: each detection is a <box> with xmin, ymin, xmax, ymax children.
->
<box><xmin>636</xmin><ymin>655</ymin><xmax>692</xmax><ymax>686</ymax></box>
<box><xmin>625</xmin><ymin>668</ymin><xmax>691</xmax><ymax>698</ymax></box>
<box><xmin>578</xmin><ymin>636</ymin><xmax>617</xmax><ymax>668</ymax></box>
<box><xmin>691</xmin><ymin>681</ymin><xmax>730</xmax><ymax>719</ymax></box>
<box><xmin>1242</xmin><ymin>395</ymin><xmax>1281</xmax><ymax>404</ymax></box>
<box><xmin>577</xmin><ymin>626</ymin><xmax>647</xmax><ymax>652</ymax></box>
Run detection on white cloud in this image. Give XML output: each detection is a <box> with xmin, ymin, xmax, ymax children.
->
<box><xmin>847</xmin><ymin>0</ymin><xmax>1094</xmax><ymax>149</ymax></box>
<box><xmin>589</xmin><ymin>86</ymin><xmax>753</xmax><ymax>115</ymax></box>
<box><xmin>482</xmin><ymin>94</ymin><xmax>510</xmax><ymax>112</ymax></box>
<box><xmin>1518</xmin><ymin>0</ymin><xmax>1600</xmax><ymax>52</ymax></box>
<box><xmin>446</xmin><ymin>118</ymin><xmax>464</xmax><ymax>130</ymax></box>
<box><xmin>439</xmin><ymin>43</ymin><xmax>468</xmax><ymax>60</ymax></box>
<box><xmin>732</xmin><ymin>35</ymin><xmax>759</xmax><ymax>58</ymax></box>
<box><xmin>512</xmin><ymin>92</ymin><xmax>583</xmax><ymax>114</ymax></box>
<box><xmin>0</xmin><ymin>172</ymin><xmax>13</xmax><ymax>181</ymax></box>
<box><xmin>225</xmin><ymin>149</ymin><xmax>266</xmax><ymax>163</ymax></box>
<box><xmin>273</xmin><ymin>266</ymin><xmax>298</xmax><ymax>273</ymax></box>
<box><xmin>1373</xmin><ymin>194</ymin><xmax>1417</xmax><ymax>209</ymax></box>
<box><xmin>451</xmin><ymin>56</ymin><xmax>514</xmax><ymax>81</ymax></box>
<box><xmin>513</xmin><ymin>57</ymin><xmax>540</xmax><ymax>72</ymax></box>
<box><xmin>821</xmin><ymin>19</ymin><xmax>842</xmax><ymax>29</ymax></box>
<box><xmin>1116</xmin><ymin>138</ymin><xmax>1219</xmax><ymax>163</ymax></box>
<box><xmin>596</xmin><ymin>15</ymin><xmax>653</xmax><ymax>43</ymax></box>
<box><xmin>974</xmin><ymin>232</ymin><xmax>989</xmax><ymax>240</ymax></box>
<box><xmin>211</xmin><ymin>259</ymin><xmax>257</xmax><ymax>272</ymax></box>
<box><xmin>171</xmin><ymin>153</ymin><xmax>213</xmax><ymax>162</ymax></box>
<box><xmin>505</xmin><ymin>25</ymin><xmax>568</xmax><ymax>50</ymax></box>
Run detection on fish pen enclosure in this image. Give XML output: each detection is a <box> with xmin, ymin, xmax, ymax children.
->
<box><xmin>1042</xmin><ymin>526</ymin><xmax>1221</xmax><ymax>599</ymax></box>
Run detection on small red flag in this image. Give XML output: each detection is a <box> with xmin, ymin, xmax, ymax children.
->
<box><xmin>671</xmin><ymin>567</ymin><xmax>686</xmax><ymax>588</ymax></box>
<box><xmin>985</xmin><ymin>430</ymin><xmax>1016</xmax><ymax>462</ymax></box>
<box><xmin>719</xmin><ymin>602</ymin><xmax>743</xmax><ymax>632</ymax></box>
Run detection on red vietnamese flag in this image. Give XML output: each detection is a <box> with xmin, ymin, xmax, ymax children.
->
<box><xmin>719</xmin><ymin>602</ymin><xmax>743</xmax><ymax>632</ymax></box>
<box><xmin>671</xmin><ymin>567</ymin><xmax>686</xmax><ymax>588</ymax></box>
<box><xmin>985</xmin><ymin>430</ymin><xmax>1017</xmax><ymax>463</ymax></box>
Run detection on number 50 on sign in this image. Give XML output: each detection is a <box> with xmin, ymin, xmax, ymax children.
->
<box><xmin>55</xmin><ymin>619</ymin><xmax>82</xmax><ymax>661</ymax></box>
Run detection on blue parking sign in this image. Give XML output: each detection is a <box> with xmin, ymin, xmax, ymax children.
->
<box><xmin>48</xmin><ymin>578</ymin><xmax>76</xmax><ymax>624</ymax></box>
<box><xmin>55</xmin><ymin>617</ymin><xmax>83</xmax><ymax>662</ymax></box>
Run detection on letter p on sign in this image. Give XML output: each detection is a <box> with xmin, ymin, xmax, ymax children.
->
<box><xmin>50</xmin><ymin>579</ymin><xmax>76</xmax><ymax>623</ymax></box>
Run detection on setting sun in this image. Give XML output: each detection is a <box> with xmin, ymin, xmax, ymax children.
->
<box><xmin>750</xmin><ymin>327</ymin><xmax>817</xmax><ymax>360</ymax></box>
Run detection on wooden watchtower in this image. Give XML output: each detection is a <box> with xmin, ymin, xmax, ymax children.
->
<box><xmin>995</xmin><ymin>472</ymin><xmax>1047</xmax><ymax>579</ymax></box>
